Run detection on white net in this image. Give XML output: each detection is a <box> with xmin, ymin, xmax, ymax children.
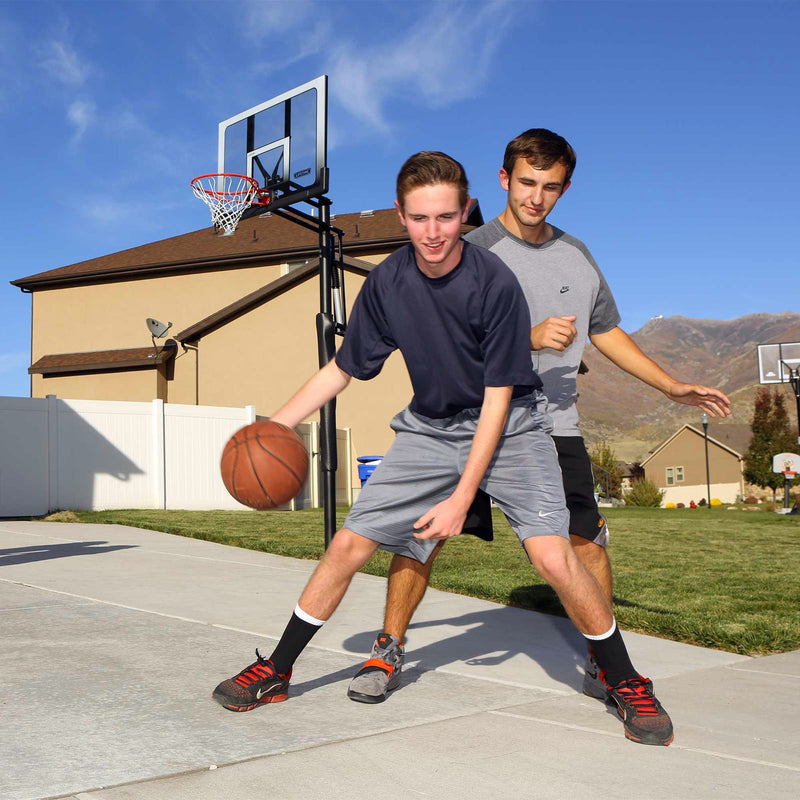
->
<box><xmin>191</xmin><ymin>174</ymin><xmax>266</xmax><ymax>236</ymax></box>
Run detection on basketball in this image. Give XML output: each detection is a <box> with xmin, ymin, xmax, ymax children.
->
<box><xmin>220</xmin><ymin>420</ymin><xmax>309</xmax><ymax>509</ymax></box>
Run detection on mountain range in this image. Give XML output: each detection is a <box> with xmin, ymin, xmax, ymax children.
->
<box><xmin>576</xmin><ymin>312</ymin><xmax>800</xmax><ymax>462</ymax></box>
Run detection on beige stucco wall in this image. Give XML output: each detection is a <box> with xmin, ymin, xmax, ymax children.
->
<box><xmin>33</xmin><ymin>368</ymin><xmax>163</xmax><ymax>402</ymax></box>
<box><xmin>30</xmin><ymin>262</ymin><xmax>286</xmax><ymax>361</ymax></box>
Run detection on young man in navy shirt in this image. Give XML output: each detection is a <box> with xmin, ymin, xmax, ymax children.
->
<box><xmin>213</xmin><ymin>151</ymin><xmax>674</xmax><ymax>746</ymax></box>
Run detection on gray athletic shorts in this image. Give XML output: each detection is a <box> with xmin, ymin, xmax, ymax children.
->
<box><xmin>344</xmin><ymin>393</ymin><xmax>569</xmax><ymax>563</ymax></box>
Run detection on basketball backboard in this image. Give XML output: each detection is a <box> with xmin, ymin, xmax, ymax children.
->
<box><xmin>757</xmin><ymin>342</ymin><xmax>800</xmax><ymax>384</ymax></box>
<box><xmin>218</xmin><ymin>75</ymin><xmax>327</xmax><ymax>214</ymax></box>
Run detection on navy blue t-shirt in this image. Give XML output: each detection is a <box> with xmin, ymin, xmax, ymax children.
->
<box><xmin>335</xmin><ymin>241</ymin><xmax>541</xmax><ymax>418</ymax></box>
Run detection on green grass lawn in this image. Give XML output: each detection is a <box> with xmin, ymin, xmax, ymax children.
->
<box><xmin>60</xmin><ymin>506</ymin><xmax>800</xmax><ymax>656</ymax></box>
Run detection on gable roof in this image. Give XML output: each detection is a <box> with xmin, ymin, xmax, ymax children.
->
<box><xmin>176</xmin><ymin>255</ymin><xmax>374</xmax><ymax>344</ymax></box>
<box><xmin>705</xmin><ymin>423</ymin><xmax>752</xmax><ymax>455</ymax></box>
<box><xmin>641</xmin><ymin>424</ymin><xmax>744</xmax><ymax>466</ymax></box>
<box><xmin>12</xmin><ymin>202</ymin><xmax>484</xmax><ymax>291</ymax></box>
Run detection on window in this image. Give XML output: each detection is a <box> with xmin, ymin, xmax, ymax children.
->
<box><xmin>666</xmin><ymin>467</ymin><xmax>674</xmax><ymax>486</ymax></box>
<box><xmin>283</xmin><ymin>258</ymin><xmax>310</xmax><ymax>275</ymax></box>
<box><xmin>676</xmin><ymin>466</ymin><xmax>684</xmax><ymax>482</ymax></box>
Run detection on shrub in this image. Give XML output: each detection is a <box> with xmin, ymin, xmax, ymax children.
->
<box><xmin>698</xmin><ymin>497</ymin><xmax>707</xmax><ymax>506</ymax></box>
<box><xmin>665</xmin><ymin>502</ymin><xmax>676</xmax><ymax>509</ymax></box>
<box><xmin>711</xmin><ymin>498</ymin><xmax>722</xmax><ymax>506</ymax></box>
<box><xmin>625</xmin><ymin>478</ymin><xmax>666</xmax><ymax>507</ymax></box>
<box><xmin>744</xmin><ymin>496</ymin><xmax>759</xmax><ymax>504</ymax></box>
<box><xmin>676</xmin><ymin>502</ymin><xmax>685</xmax><ymax>508</ymax></box>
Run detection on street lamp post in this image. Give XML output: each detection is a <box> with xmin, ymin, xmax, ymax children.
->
<box><xmin>702</xmin><ymin>413</ymin><xmax>711</xmax><ymax>508</ymax></box>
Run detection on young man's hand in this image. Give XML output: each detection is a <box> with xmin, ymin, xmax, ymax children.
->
<box><xmin>663</xmin><ymin>382</ymin><xmax>732</xmax><ymax>418</ymax></box>
<box><xmin>413</xmin><ymin>496</ymin><xmax>471</xmax><ymax>540</ymax></box>
<box><xmin>530</xmin><ymin>315</ymin><xmax>577</xmax><ymax>351</ymax></box>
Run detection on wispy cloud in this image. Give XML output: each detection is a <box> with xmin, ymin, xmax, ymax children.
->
<box><xmin>78</xmin><ymin>193</ymin><xmax>186</xmax><ymax>227</ymax></box>
<box><xmin>35</xmin><ymin>29</ymin><xmax>99</xmax><ymax>142</ymax></box>
<box><xmin>67</xmin><ymin>98</ymin><xmax>96</xmax><ymax>142</ymax></box>
<box><xmin>244</xmin><ymin>0</ymin><xmax>333</xmax><ymax>75</ymax></box>
<box><xmin>325</xmin><ymin>0</ymin><xmax>516</xmax><ymax>133</ymax></box>
<box><xmin>245</xmin><ymin>0</ymin><xmax>317</xmax><ymax>33</ymax></box>
<box><xmin>39</xmin><ymin>39</ymin><xmax>91</xmax><ymax>86</ymax></box>
<box><xmin>239</xmin><ymin>0</ymin><xmax>517</xmax><ymax>137</ymax></box>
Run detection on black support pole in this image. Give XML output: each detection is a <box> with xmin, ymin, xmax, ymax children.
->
<box><xmin>317</xmin><ymin>200</ymin><xmax>338</xmax><ymax>547</ymax></box>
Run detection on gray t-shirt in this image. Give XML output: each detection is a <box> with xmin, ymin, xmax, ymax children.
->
<box><xmin>465</xmin><ymin>218</ymin><xmax>620</xmax><ymax>436</ymax></box>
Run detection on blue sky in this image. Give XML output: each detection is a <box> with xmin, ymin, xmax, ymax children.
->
<box><xmin>1</xmin><ymin>0</ymin><xmax>798</xmax><ymax>397</ymax></box>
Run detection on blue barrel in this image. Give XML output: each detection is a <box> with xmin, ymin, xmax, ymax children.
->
<box><xmin>357</xmin><ymin>455</ymin><xmax>383</xmax><ymax>487</ymax></box>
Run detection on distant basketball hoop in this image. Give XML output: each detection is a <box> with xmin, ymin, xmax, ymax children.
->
<box><xmin>190</xmin><ymin>173</ymin><xmax>271</xmax><ymax>236</ymax></box>
<box><xmin>757</xmin><ymin>341</ymin><xmax>800</xmax><ymax>447</ymax></box>
<box><xmin>772</xmin><ymin>452</ymin><xmax>800</xmax><ymax>513</ymax></box>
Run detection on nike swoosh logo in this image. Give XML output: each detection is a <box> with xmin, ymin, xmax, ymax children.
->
<box><xmin>560</xmin><ymin>286</ymin><xmax>570</xmax><ymax>293</ymax></box>
<box><xmin>538</xmin><ymin>509</ymin><xmax>560</xmax><ymax>518</ymax></box>
<box><xmin>256</xmin><ymin>682</ymin><xmax>283</xmax><ymax>699</ymax></box>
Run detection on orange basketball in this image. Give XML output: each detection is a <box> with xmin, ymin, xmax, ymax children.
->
<box><xmin>220</xmin><ymin>420</ymin><xmax>309</xmax><ymax>509</ymax></box>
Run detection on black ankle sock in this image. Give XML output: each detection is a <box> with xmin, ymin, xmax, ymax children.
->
<box><xmin>269</xmin><ymin>611</ymin><xmax>322</xmax><ymax>675</ymax></box>
<box><xmin>585</xmin><ymin>624</ymin><xmax>636</xmax><ymax>687</ymax></box>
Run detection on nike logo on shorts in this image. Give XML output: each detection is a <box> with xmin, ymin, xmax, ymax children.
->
<box><xmin>538</xmin><ymin>509</ymin><xmax>560</xmax><ymax>518</ymax></box>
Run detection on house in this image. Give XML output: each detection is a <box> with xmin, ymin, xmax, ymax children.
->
<box><xmin>12</xmin><ymin>203</ymin><xmax>483</xmax><ymax>499</ymax></box>
<box><xmin>640</xmin><ymin>424</ymin><xmax>748</xmax><ymax>506</ymax></box>
<box><xmin>617</xmin><ymin>461</ymin><xmax>643</xmax><ymax>494</ymax></box>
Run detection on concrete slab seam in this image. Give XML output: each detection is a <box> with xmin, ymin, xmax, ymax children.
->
<box><xmin>490</xmin><ymin>711</ymin><xmax>800</xmax><ymax>772</ymax></box>
<box><xmin>725</xmin><ymin>666</ymin><xmax>800</xmax><ymax>680</ymax></box>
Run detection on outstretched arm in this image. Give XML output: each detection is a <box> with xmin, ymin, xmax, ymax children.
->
<box><xmin>270</xmin><ymin>358</ymin><xmax>352</xmax><ymax>428</ymax></box>
<box><xmin>589</xmin><ymin>326</ymin><xmax>731</xmax><ymax>418</ymax></box>
<box><xmin>414</xmin><ymin>385</ymin><xmax>513</xmax><ymax>540</ymax></box>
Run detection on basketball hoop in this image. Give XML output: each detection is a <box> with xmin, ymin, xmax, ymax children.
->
<box><xmin>191</xmin><ymin>173</ymin><xmax>270</xmax><ymax>236</ymax></box>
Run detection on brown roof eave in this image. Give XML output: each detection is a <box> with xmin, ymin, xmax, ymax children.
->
<box><xmin>11</xmin><ymin>246</ymin><xmax>322</xmax><ymax>291</ymax></box>
<box><xmin>29</xmin><ymin>343</ymin><xmax>176</xmax><ymax>375</ymax></box>
<box><xmin>31</xmin><ymin>359</ymin><xmax>157</xmax><ymax>375</ymax></box>
<box><xmin>11</xmin><ymin>235</ymin><xmax>411</xmax><ymax>292</ymax></box>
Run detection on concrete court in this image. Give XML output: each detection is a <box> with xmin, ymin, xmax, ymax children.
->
<box><xmin>1</xmin><ymin>519</ymin><xmax>798</xmax><ymax>800</ymax></box>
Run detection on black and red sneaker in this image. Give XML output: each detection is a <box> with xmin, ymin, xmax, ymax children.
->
<box><xmin>212</xmin><ymin>650</ymin><xmax>291</xmax><ymax>712</ymax></box>
<box><xmin>608</xmin><ymin>676</ymin><xmax>674</xmax><ymax>746</ymax></box>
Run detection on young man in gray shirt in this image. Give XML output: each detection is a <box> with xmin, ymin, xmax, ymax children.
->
<box><xmin>347</xmin><ymin>129</ymin><xmax>730</xmax><ymax>721</ymax></box>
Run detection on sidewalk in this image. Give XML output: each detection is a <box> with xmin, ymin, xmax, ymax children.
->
<box><xmin>1</xmin><ymin>520</ymin><xmax>798</xmax><ymax>800</ymax></box>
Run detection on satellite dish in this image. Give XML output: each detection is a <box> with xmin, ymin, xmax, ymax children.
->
<box><xmin>146</xmin><ymin>318</ymin><xmax>172</xmax><ymax>338</ymax></box>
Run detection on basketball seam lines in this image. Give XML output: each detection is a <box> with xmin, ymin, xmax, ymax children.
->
<box><xmin>253</xmin><ymin>438</ymin><xmax>305</xmax><ymax>490</ymax></box>
<box><xmin>228</xmin><ymin>441</ymin><xmax>243</xmax><ymax>504</ymax></box>
<box><xmin>243</xmin><ymin>439</ymin><xmax>278</xmax><ymax>506</ymax></box>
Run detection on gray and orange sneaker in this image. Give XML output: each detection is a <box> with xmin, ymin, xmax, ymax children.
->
<box><xmin>212</xmin><ymin>650</ymin><xmax>291</xmax><ymax>711</ymax></box>
<box><xmin>608</xmin><ymin>676</ymin><xmax>674</xmax><ymax>746</ymax></box>
<box><xmin>347</xmin><ymin>633</ymin><xmax>404</xmax><ymax>704</ymax></box>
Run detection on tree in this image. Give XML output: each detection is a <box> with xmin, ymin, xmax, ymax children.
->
<box><xmin>589</xmin><ymin>439</ymin><xmax>623</xmax><ymax>499</ymax></box>
<box><xmin>624</xmin><ymin>477</ymin><xmax>665</xmax><ymax>507</ymax></box>
<box><xmin>744</xmin><ymin>387</ymin><xmax>800</xmax><ymax>509</ymax></box>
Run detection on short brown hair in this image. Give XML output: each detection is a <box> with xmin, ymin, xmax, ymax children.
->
<box><xmin>396</xmin><ymin>151</ymin><xmax>469</xmax><ymax>210</ymax></box>
<box><xmin>503</xmin><ymin>129</ymin><xmax>576</xmax><ymax>183</ymax></box>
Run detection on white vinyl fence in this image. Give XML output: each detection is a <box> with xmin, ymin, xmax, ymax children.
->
<box><xmin>0</xmin><ymin>395</ymin><xmax>351</xmax><ymax>517</ymax></box>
